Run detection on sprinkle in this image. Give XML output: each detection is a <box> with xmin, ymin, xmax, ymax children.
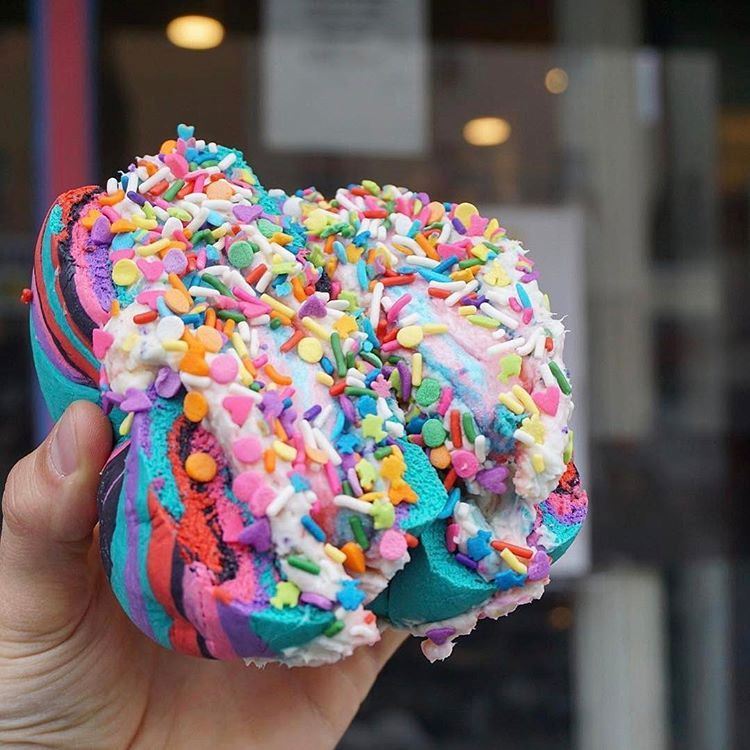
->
<box><xmin>324</xmin><ymin>619</ymin><xmax>345</xmax><ymax>637</ymax></box>
<box><xmin>272</xmin><ymin>439</ymin><xmax>297</xmax><ymax>462</ymax></box>
<box><xmin>341</xmin><ymin>541</ymin><xmax>366</xmax><ymax>573</ymax></box>
<box><xmin>548</xmin><ymin>360</ymin><xmax>572</xmax><ymax>395</ymax></box>
<box><xmin>112</xmin><ymin>258</ymin><xmax>140</xmax><ymax>286</ymax></box>
<box><xmin>301</xmin><ymin>514</ymin><xmax>326</xmax><ymax>542</ymax></box>
<box><xmin>500</xmin><ymin>547</ymin><xmax>529</xmax><ymax>574</ymax></box>
<box><xmin>396</xmin><ymin>324</ymin><xmax>423</xmax><ymax>349</ymax></box>
<box><xmin>183</xmin><ymin>391</ymin><xmax>208</xmax><ymax>422</ymax></box>
<box><xmin>411</xmin><ymin>353</ymin><xmax>423</xmax><ymax>385</ymax></box>
<box><xmin>185</xmin><ymin>452</ymin><xmax>217</xmax><ymax>482</ymax></box>
<box><xmin>491</xmin><ymin>540</ymin><xmax>534</xmax><ymax>560</ymax></box>
<box><xmin>325</xmin><ymin>543</ymin><xmax>347</xmax><ymax>564</ymax></box>
<box><xmin>422</xmin><ymin>418</ymin><xmax>447</xmax><ymax>447</ymax></box>
<box><xmin>287</xmin><ymin>554</ymin><xmax>321</xmax><ymax>575</ymax></box>
<box><xmin>511</xmin><ymin>385</ymin><xmax>539</xmax><ymax>415</ymax></box>
<box><xmin>349</xmin><ymin>515</ymin><xmax>370</xmax><ymax>550</ymax></box>
<box><xmin>498</xmin><ymin>392</ymin><xmax>524</xmax><ymax>414</ymax></box>
<box><xmin>301</xmin><ymin>316</ymin><xmax>330</xmax><ymax>340</ymax></box>
<box><xmin>260</xmin><ymin>293</ymin><xmax>295</xmax><ymax>319</ymax></box>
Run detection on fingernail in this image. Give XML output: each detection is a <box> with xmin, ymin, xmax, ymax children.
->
<box><xmin>49</xmin><ymin>409</ymin><xmax>79</xmax><ymax>477</ymax></box>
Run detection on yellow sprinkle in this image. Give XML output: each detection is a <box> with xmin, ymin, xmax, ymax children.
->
<box><xmin>359</xmin><ymin>491</ymin><xmax>384</xmax><ymax>502</ymax></box>
<box><xmin>298</xmin><ymin>336</ymin><xmax>324</xmax><ymax>363</ymax></box>
<box><xmin>422</xmin><ymin>323</ymin><xmax>449</xmax><ymax>335</ymax></box>
<box><xmin>162</xmin><ymin>339</ymin><xmax>189</xmax><ymax>352</ymax></box>
<box><xmin>454</xmin><ymin>202</ymin><xmax>479</xmax><ymax>226</ymax></box>
<box><xmin>346</xmin><ymin>244</ymin><xmax>362</xmax><ymax>263</ymax></box>
<box><xmin>484</xmin><ymin>217</ymin><xmax>500</xmax><ymax>239</ymax></box>
<box><xmin>272</xmin><ymin>439</ymin><xmax>297</xmax><ymax>462</ymax></box>
<box><xmin>272</xmin><ymin>232</ymin><xmax>294</xmax><ymax>246</ymax></box>
<box><xmin>458</xmin><ymin>305</ymin><xmax>476</xmax><ymax>316</ymax></box>
<box><xmin>260</xmin><ymin>293</ymin><xmax>295</xmax><ymax>319</ymax></box>
<box><xmin>532</xmin><ymin>454</ymin><xmax>546</xmax><ymax>474</ymax></box>
<box><xmin>500</xmin><ymin>547</ymin><xmax>528</xmax><ymax>574</ymax></box>
<box><xmin>512</xmin><ymin>385</ymin><xmax>539</xmax><ymax>415</ymax></box>
<box><xmin>81</xmin><ymin>209</ymin><xmax>101</xmax><ymax>229</ymax></box>
<box><xmin>499</xmin><ymin>393</ymin><xmax>524</xmax><ymax>414</ymax></box>
<box><xmin>411</xmin><ymin>353</ymin><xmax>423</xmax><ymax>386</ymax></box>
<box><xmin>471</xmin><ymin>243</ymin><xmax>490</xmax><ymax>261</ymax></box>
<box><xmin>121</xmin><ymin>333</ymin><xmax>139</xmax><ymax>353</ymax></box>
<box><xmin>450</xmin><ymin>269</ymin><xmax>474</xmax><ymax>282</ymax></box>
<box><xmin>135</xmin><ymin>237</ymin><xmax>170</xmax><ymax>257</ymax></box>
<box><xmin>211</xmin><ymin>225</ymin><xmax>228</xmax><ymax>239</ymax></box>
<box><xmin>316</xmin><ymin>371</ymin><xmax>334</xmax><ymax>386</ymax></box>
<box><xmin>131</xmin><ymin>216</ymin><xmax>158</xmax><ymax>231</ymax></box>
<box><xmin>396</xmin><ymin>325</ymin><xmax>423</xmax><ymax>349</ymax></box>
<box><xmin>111</xmin><ymin>258</ymin><xmax>140</xmax><ymax>286</ymax></box>
<box><xmin>301</xmin><ymin>316</ymin><xmax>331</xmax><ymax>340</ymax></box>
<box><xmin>542</xmin><ymin>293</ymin><xmax>551</xmax><ymax>311</ymax></box>
<box><xmin>324</xmin><ymin>543</ymin><xmax>347</xmax><ymax>564</ymax></box>
<box><xmin>231</xmin><ymin>332</ymin><xmax>248</xmax><ymax>359</ymax></box>
<box><xmin>118</xmin><ymin>411</ymin><xmax>134</xmax><ymax>437</ymax></box>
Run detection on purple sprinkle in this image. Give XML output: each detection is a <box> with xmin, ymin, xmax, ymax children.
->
<box><xmin>238</xmin><ymin>517</ymin><xmax>272</xmax><ymax>552</ymax></box>
<box><xmin>120</xmin><ymin>388</ymin><xmax>152</xmax><ymax>412</ymax></box>
<box><xmin>339</xmin><ymin>395</ymin><xmax>357</xmax><ymax>424</ymax></box>
<box><xmin>451</xmin><ymin>217</ymin><xmax>467</xmax><ymax>235</ymax></box>
<box><xmin>303</xmin><ymin>405</ymin><xmax>322</xmax><ymax>421</ymax></box>
<box><xmin>520</xmin><ymin>272</ymin><xmax>539</xmax><ymax>283</ymax></box>
<box><xmin>298</xmin><ymin>295</ymin><xmax>327</xmax><ymax>318</ymax></box>
<box><xmin>300</xmin><ymin>593</ymin><xmax>334</xmax><ymax>611</ymax></box>
<box><xmin>425</xmin><ymin>626</ymin><xmax>456</xmax><ymax>646</ymax></box>
<box><xmin>232</xmin><ymin>204</ymin><xmax>263</xmax><ymax>223</ymax></box>
<box><xmin>127</xmin><ymin>191</ymin><xmax>146</xmax><ymax>206</ymax></box>
<box><xmin>90</xmin><ymin>215</ymin><xmax>112</xmax><ymax>245</ymax></box>
<box><xmin>397</xmin><ymin>361</ymin><xmax>411</xmax><ymax>402</ymax></box>
<box><xmin>101</xmin><ymin>390</ymin><xmax>122</xmax><ymax>415</ymax></box>
<box><xmin>260</xmin><ymin>391</ymin><xmax>284</xmax><ymax>420</ymax></box>
<box><xmin>476</xmin><ymin>466</ymin><xmax>509</xmax><ymax>494</ymax></box>
<box><xmin>154</xmin><ymin>367</ymin><xmax>182</xmax><ymax>398</ymax></box>
<box><xmin>455</xmin><ymin>553</ymin><xmax>478</xmax><ymax>570</ymax></box>
<box><xmin>527</xmin><ymin>550</ymin><xmax>551</xmax><ymax>581</ymax></box>
<box><xmin>163</xmin><ymin>248</ymin><xmax>188</xmax><ymax>275</ymax></box>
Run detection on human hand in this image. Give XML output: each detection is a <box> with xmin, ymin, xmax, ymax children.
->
<box><xmin>0</xmin><ymin>401</ymin><xmax>404</xmax><ymax>749</ymax></box>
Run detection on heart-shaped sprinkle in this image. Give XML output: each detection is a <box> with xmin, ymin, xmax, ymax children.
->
<box><xmin>136</xmin><ymin>258</ymin><xmax>164</xmax><ymax>282</ymax></box>
<box><xmin>120</xmin><ymin>388</ymin><xmax>152</xmax><ymax>412</ymax></box>
<box><xmin>237</xmin><ymin>517</ymin><xmax>272</xmax><ymax>552</ymax></box>
<box><xmin>92</xmin><ymin>328</ymin><xmax>114</xmax><ymax>358</ymax></box>
<box><xmin>222</xmin><ymin>395</ymin><xmax>253</xmax><ymax>426</ymax></box>
<box><xmin>533</xmin><ymin>386</ymin><xmax>560</xmax><ymax>416</ymax></box>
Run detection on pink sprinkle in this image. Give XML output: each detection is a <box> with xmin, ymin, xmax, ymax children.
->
<box><xmin>521</xmin><ymin>308</ymin><xmax>533</xmax><ymax>324</ymax></box>
<box><xmin>152</xmin><ymin>197</ymin><xmax>170</xmax><ymax>210</ymax></box>
<box><xmin>135</xmin><ymin>290</ymin><xmax>164</xmax><ymax>309</ymax></box>
<box><xmin>381</xmin><ymin>340</ymin><xmax>400</xmax><ymax>353</ymax></box>
<box><xmin>249</xmin><ymin>485</ymin><xmax>275</xmax><ymax>516</ymax></box>
<box><xmin>451</xmin><ymin>449</ymin><xmax>479</xmax><ymax>479</ymax></box>
<box><xmin>232</xmin><ymin>286</ymin><xmax>257</xmax><ymax>303</ymax></box>
<box><xmin>196</xmin><ymin>249</ymin><xmax>207</xmax><ymax>270</ymax></box>
<box><xmin>209</xmin><ymin>354</ymin><xmax>238</xmax><ymax>384</ymax></box>
<box><xmin>347</xmin><ymin>467</ymin><xmax>363</xmax><ymax>496</ymax></box>
<box><xmin>194</xmin><ymin>174</ymin><xmax>206</xmax><ymax>193</ymax></box>
<box><xmin>252</xmin><ymin>354</ymin><xmax>269</xmax><ymax>369</ymax></box>
<box><xmin>437</xmin><ymin>387</ymin><xmax>453</xmax><ymax>417</ymax></box>
<box><xmin>136</xmin><ymin>258</ymin><xmax>164</xmax><ymax>282</ymax></box>
<box><xmin>164</xmin><ymin>152</ymin><xmax>188</xmax><ymax>178</ymax></box>
<box><xmin>325</xmin><ymin>461</ymin><xmax>342</xmax><ymax>494</ymax></box>
<box><xmin>509</xmin><ymin>297</ymin><xmax>522</xmax><ymax>313</ymax></box>
<box><xmin>110</xmin><ymin>248</ymin><xmax>135</xmax><ymax>262</ymax></box>
<box><xmin>222</xmin><ymin>395</ymin><xmax>254</xmax><ymax>426</ymax></box>
<box><xmin>232</xmin><ymin>470</ymin><xmax>264</xmax><ymax>503</ymax></box>
<box><xmin>101</xmin><ymin>206</ymin><xmax>120</xmax><ymax>222</ymax></box>
<box><xmin>386</xmin><ymin>293</ymin><xmax>412</xmax><ymax>323</ymax></box>
<box><xmin>233</xmin><ymin>436</ymin><xmax>263</xmax><ymax>463</ymax></box>
<box><xmin>92</xmin><ymin>329</ymin><xmax>114</xmax><ymax>358</ymax></box>
<box><xmin>379</xmin><ymin>529</ymin><xmax>408</xmax><ymax>561</ymax></box>
<box><xmin>173</xmin><ymin>230</ymin><xmax>191</xmax><ymax>248</ymax></box>
<box><xmin>445</xmin><ymin>523</ymin><xmax>460</xmax><ymax>552</ymax></box>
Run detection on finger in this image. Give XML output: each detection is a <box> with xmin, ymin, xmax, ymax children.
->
<box><xmin>0</xmin><ymin>401</ymin><xmax>112</xmax><ymax>637</ymax></box>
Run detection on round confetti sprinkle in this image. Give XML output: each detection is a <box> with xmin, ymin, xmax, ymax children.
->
<box><xmin>227</xmin><ymin>240</ymin><xmax>255</xmax><ymax>268</ymax></box>
<box><xmin>379</xmin><ymin>529</ymin><xmax>408</xmax><ymax>561</ymax></box>
<box><xmin>185</xmin><ymin>452</ymin><xmax>217</xmax><ymax>482</ymax></box>
<box><xmin>163</xmin><ymin>248</ymin><xmax>188</xmax><ymax>275</ymax></box>
<box><xmin>183</xmin><ymin>391</ymin><xmax>208</xmax><ymax>422</ymax></box>
<box><xmin>451</xmin><ymin>449</ymin><xmax>480</xmax><ymax>478</ymax></box>
<box><xmin>195</xmin><ymin>325</ymin><xmax>223</xmax><ymax>352</ymax></box>
<box><xmin>396</xmin><ymin>325</ymin><xmax>423</xmax><ymax>349</ymax></box>
<box><xmin>156</xmin><ymin>315</ymin><xmax>185</xmax><ymax>342</ymax></box>
<box><xmin>112</xmin><ymin>258</ymin><xmax>139</xmax><ymax>286</ymax></box>
<box><xmin>209</xmin><ymin>353</ymin><xmax>238</xmax><ymax>384</ymax></box>
<box><xmin>415</xmin><ymin>378</ymin><xmax>441</xmax><ymax>407</ymax></box>
<box><xmin>298</xmin><ymin>336</ymin><xmax>323</xmax><ymax>363</ymax></box>
<box><xmin>422</xmin><ymin>418</ymin><xmax>447</xmax><ymax>448</ymax></box>
<box><xmin>233</xmin><ymin>436</ymin><xmax>263</xmax><ymax>463</ymax></box>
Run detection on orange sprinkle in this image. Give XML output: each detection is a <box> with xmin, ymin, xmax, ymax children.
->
<box><xmin>133</xmin><ymin>310</ymin><xmax>158</xmax><ymax>325</ymax></box>
<box><xmin>404</xmin><ymin>533</ymin><xmax>419</xmax><ymax>548</ymax></box>
<box><xmin>110</xmin><ymin>299</ymin><xmax>120</xmax><ymax>316</ymax></box>
<box><xmin>194</xmin><ymin>325</ymin><xmax>222</xmax><ymax>353</ymax></box>
<box><xmin>183</xmin><ymin>391</ymin><xmax>208</xmax><ymax>422</ymax></box>
<box><xmin>159</xmin><ymin>139</ymin><xmax>177</xmax><ymax>154</ymax></box>
<box><xmin>280</xmin><ymin>329</ymin><xmax>304</xmax><ymax>353</ymax></box>
<box><xmin>245</xmin><ymin>263</ymin><xmax>267</xmax><ymax>286</ymax></box>
<box><xmin>81</xmin><ymin>210</ymin><xmax>101</xmax><ymax>229</ymax></box>
<box><xmin>164</xmin><ymin>288</ymin><xmax>190</xmax><ymax>315</ymax></box>
<box><xmin>341</xmin><ymin>542</ymin><xmax>366</xmax><ymax>574</ymax></box>
<box><xmin>324</xmin><ymin>235</ymin><xmax>334</xmax><ymax>254</ymax></box>
<box><xmin>181</xmin><ymin>328</ymin><xmax>205</xmax><ymax>354</ymax></box>
<box><xmin>443</xmin><ymin>468</ymin><xmax>457</xmax><ymax>491</ymax></box>
<box><xmin>179</xmin><ymin>351</ymin><xmax>209</xmax><ymax>376</ymax></box>
<box><xmin>204</xmin><ymin>308</ymin><xmax>216</xmax><ymax>327</ymax></box>
<box><xmin>110</xmin><ymin>219</ymin><xmax>136</xmax><ymax>233</ymax></box>
<box><xmin>99</xmin><ymin>190</ymin><xmax>125</xmax><ymax>206</ymax></box>
<box><xmin>263</xmin><ymin>448</ymin><xmax>276</xmax><ymax>473</ymax></box>
<box><xmin>264</xmin><ymin>363</ymin><xmax>292</xmax><ymax>385</ymax></box>
<box><xmin>273</xmin><ymin>419</ymin><xmax>288</xmax><ymax>441</ymax></box>
<box><xmin>214</xmin><ymin>318</ymin><xmax>224</xmax><ymax>333</ymax></box>
<box><xmin>168</xmin><ymin>272</ymin><xmax>190</xmax><ymax>297</ymax></box>
<box><xmin>416</xmin><ymin>233</ymin><xmax>440</xmax><ymax>260</ymax></box>
<box><xmin>329</xmin><ymin>381</ymin><xmax>347</xmax><ymax>397</ymax></box>
<box><xmin>490</xmin><ymin>540</ymin><xmax>534</xmax><ymax>560</ymax></box>
<box><xmin>450</xmin><ymin>410</ymin><xmax>462</xmax><ymax>448</ymax></box>
<box><xmin>241</xmin><ymin>356</ymin><xmax>257</xmax><ymax>377</ymax></box>
<box><xmin>291</xmin><ymin>277</ymin><xmax>307</xmax><ymax>302</ymax></box>
<box><xmin>430</xmin><ymin>445</ymin><xmax>451</xmax><ymax>469</ymax></box>
<box><xmin>223</xmin><ymin>319</ymin><xmax>236</xmax><ymax>337</ymax></box>
<box><xmin>428</xmin><ymin>287</ymin><xmax>451</xmax><ymax>300</ymax></box>
<box><xmin>185</xmin><ymin>452</ymin><xmax>217</xmax><ymax>482</ymax></box>
<box><xmin>137</xmin><ymin>159</ymin><xmax>157</xmax><ymax>176</ymax></box>
<box><xmin>149</xmin><ymin>181</ymin><xmax>169</xmax><ymax>196</ymax></box>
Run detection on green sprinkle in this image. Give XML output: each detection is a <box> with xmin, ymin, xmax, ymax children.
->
<box><xmin>360</xmin><ymin>352</ymin><xmax>383</xmax><ymax>368</ymax></box>
<box><xmin>458</xmin><ymin>257</ymin><xmax>483</xmax><ymax>269</ymax></box>
<box><xmin>483</xmin><ymin>241</ymin><xmax>503</xmax><ymax>254</ymax></box>
<box><xmin>386</xmin><ymin>355</ymin><xmax>402</xmax><ymax>365</ymax></box>
<box><xmin>257</xmin><ymin>218</ymin><xmax>278</xmax><ymax>238</ymax></box>
<box><xmin>462</xmin><ymin>412</ymin><xmax>478</xmax><ymax>443</ymax></box>
<box><xmin>422</xmin><ymin>418</ymin><xmax>448</xmax><ymax>447</ymax></box>
<box><xmin>342</xmin><ymin>480</ymin><xmax>353</xmax><ymax>496</ymax></box>
<box><xmin>142</xmin><ymin>202</ymin><xmax>156</xmax><ymax>220</ymax></box>
<box><xmin>250</xmin><ymin>382</ymin><xmax>262</xmax><ymax>392</ymax></box>
<box><xmin>330</xmin><ymin>331</ymin><xmax>346</xmax><ymax>377</ymax></box>
<box><xmin>349</xmin><ymin>516</ymin><xmax>370</xmax><ymax>550</ymax></box>
<box><xmin>269</xmin><ymin>316</ymin><xmax>282</xmax><ymax>329</ymax></box>
<box><xmin>287</xmin><ymin>555</ymin><xmax>321</xmax><ymax>575</ymax></box>
<box><xmin>467</xmin><ymin>314</ymin><xmax>499</xmax><ymax>329</ymax></box>
<box><xmin>563</xmin><ymin>429</ymin><xmax>574</xmax><ymax>464</ymax></box>
<box><xmin>344</xmin><ymin>386</ymin><xmax>378</xmax><ymax>399</ymax></box>
<box><xmin>324</xmin><ymin>619</ymin><xmax>345</xmax><ymax>637</ymax></box>
<box><xmin>162</xmin><ymin>179</ymin><xmax>185</xmax><ymax>201</ymax></box>
<box><xmin>191</xmin><ymin>229</ymin><xmax>213</xmax><ymax>244</ymax></box>
<box><xmin>549</xmin><ymin>361</ymin><xmax>572</xmax><ymax>395</ymax></box>
<box><xmin>374</xmin><ymin>446</ymin><xmax>393</xmax><ymax>460</ymax></box>
<box><xmin>345</xmin><ymin>351</ymin><xmax>356</xmax><ymax>369</ymax></box>
<box><xmin>362</xmin><ymin>179</ymin><xmax>381</xmax><ymax>195</ymax></box>
<box><xmin>228</xmin><ymin>240</ymin><xmax>255</xmax><ymax>269</ymax></box>
<box><xmin>216</xmin><ymin>309</ymin><xmax>246</xmax><ymax>322</ymax></box>
<box><xmin>415</xmin><ymin>378</ymin><xmax>441</xmax><ymax>407</ymax></box>
<box><xmin>167</xmin><ymin>207</ymin><xmax>192</xmax><ymax>222</ymax></box>
<box><xmin>201</xmin><ymin>273</ymin><xmax>233</xmax><ymax>297</ymax></box>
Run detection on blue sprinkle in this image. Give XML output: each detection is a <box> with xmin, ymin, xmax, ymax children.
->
<box><xmin>362</xmin><ymin>319</ymin><xmax>380</xmax><ymax>347</ymax></box>
<box><xmin>156</xmin><ymin>297</ymin><xmax>173</xmax><ymax>318</ymax></box>
<box><xmin>495</xmin><ymin>569</ymin><xmax>527</xmax><ymax>591</ymax></box>
<box><xmin>516</xmin><ymin>283</ymin><xmax>532</xmax><ymax>309</ymax></box>
<box><xmin>111</xmin><ymin>233</ymin><xmax>135</xmax><ymax>250</ymax></box>
<box><xmin>177</xmin><ymin>123</ymin><xmax>195</xmax><ymax>139</ymax></box>
<box><xmin>290</xmin><ymin>473</ymin><xmax>310</xmax><ymax>492</ymax></box>
<box><xmin>337</xmin><ymin>580</ymin><xmax>366</xmax><ymax>611</ymax></box>
<box><xmin>407</xmin><ymin>220</ymin><xmax>422</xmax><ymax>238</ymax></box>
<box><xmin>333</xmin><ymin>240</ymin><xmax>348</xmax><ymax>263</ymax></box>
<box><xmin>301</xmin><ymin>514</ymin><xmax>326</xmax><ymax>542</ymax></box>
<box><xmin>467</xmin><ymin>530</ymin><xmax>493</xmax><ymax>561</ymax></box>
<box><xmin>181</xmin><ymin>314</ymin><xmax>202</xmax><ymax>325</ymax></box>
<box><xmin>353</xmin><ymin>230</ymin><xmax>371</xmax><ymax>247</ymax></box>
<box><xmin>437</xmin><ymin>487</ymin><xmax>461</xmax><ymax>520</ymax></box>
<box><xmin>320</xmin><ymin>356</ymin><xmax>334</xmax><ymax>375</ymax></box>
<box><xmin>356</xmin><ymin>259</ymin><xmax>368</xmax><ymax>290</ymax></box>
<box><xmin>282</xmin><ymin>397</ymin><xmax>293</xmax><ymax>409</ymax></box>
<box><xmin>434</xmin><ymin>255</ymin><xmax>460</xmax><ymax>274</ymax></box>
<box><xmin>206</xmin><ymin>210</ymin><xmax>224</xmax><ymax>227</ymax></box>
<box><xmin>336</xmin><ymin>433</ymin><xmax>360</xmax><ymax>454</ymax></box>
<box><xmin>357</xmin><ymin>395</ymin><xmax>377</xmax><ymax>417</ymax></box>
<box><xmin>416</xmin><ymin>268</ymin><xmax>452</xmax><ymax>283</ymax></box>
<box><xmin>331</xmin><ymin>411</ymin><xmax>346</xmax><ymax>440</ymax></box>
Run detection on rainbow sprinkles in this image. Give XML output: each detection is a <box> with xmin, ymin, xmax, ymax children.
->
<box><xmin>29</xmin><ymin>125</ymin><xmax>587</xmax><ymax>666</ymax></box>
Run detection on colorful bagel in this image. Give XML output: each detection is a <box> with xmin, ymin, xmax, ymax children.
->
<box><xmin>30</xmin><ymin>126</ymin><xmax>587</xmax><ymax>666</ymax></box>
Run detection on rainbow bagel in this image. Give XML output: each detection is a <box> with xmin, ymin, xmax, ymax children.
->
<box><xmin>30</xmin><ymin>126</ymin><xmax>587</xmax><ymax>666</ymax></box>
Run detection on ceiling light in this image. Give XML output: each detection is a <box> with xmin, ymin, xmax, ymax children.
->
<box><xmin>545</xmin><ymin>67</ymin><xmax>569</xmax><ymax>94</ymax></box>
<box><xmin>166</xmin><ymin>15</ymin><xmax>225</xmax><ymax>50</ymax></box>
<box><xmin>462</xmin><ymin>117</ymin><xmax>511</xmax><ymax>147</ymax></box>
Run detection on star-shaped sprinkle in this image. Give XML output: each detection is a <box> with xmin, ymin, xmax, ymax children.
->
<box><xmin>370</xmin><ymin>375</ymin><xmax>392</xmax><ymax>398</ymax></box>
<box><xmin>521</xmin><ymin>414</ymin><xmax>546</xmax><ymax>444</ymax></box>
<box><xmin>467</xmin><ymin>530</ymin><xmax>493</xmax><ymax>561</ymax></box>
<box><xmin>270</xmin><ymin>581</ymin><xmax>300</xmax><ymax>609</ymax></box>
<box><xmin>370</xmin><ymin>498</ymin><xmax>396</xmax><ymax>530</ymax></box>
<box><xmin>336</xmin><ymin>433</ymin><xmax>360</xmax><ymax>454</ymax></box>
<box><xmin>333</xmin><ymin>315</ymin><xmax>358</xmax><ymax>338</ymax></box>
<box><xmin>355</xmin><ymin>459</ymin><xmax>377</xmax><ymax>489</ymax></box>
<box><xmin>499</xmin><ymin>354</ymin><xmax>522</xmax><ymax>382</ymax></box>
<box><xmin>361</xmin><ymin>414</ymin><xmax>387</xmax><ymax>441</ymax></box>
<box><xmin>336</xmin><ymin>580</ymin><xmax>366</xmax><ymax>611</ymax></box>
<box><xmin>494</xmin><ymin>570</ymin><xmax>526</xmax><ymax>591</ymax></box>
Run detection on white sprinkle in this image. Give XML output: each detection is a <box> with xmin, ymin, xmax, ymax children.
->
<box><xmin>384</xmin><ymin>421</ymin><xmax>405</xmax><ymax>438</ymax></box>
<box><xmin>376</xmin><ymin>397</ymin><xmax>393</xmax><ymax>420</ymax></box>
<box><xmin>540</xmin><ymin>363</ymin><xmax>556</xmax><ymax>388</ymax></box>
<box><xmin>188</xmin><ymin>286</ymin><xmax>220</xmax><ymax>298</ymax></box>
<box><xmin>106</xmin><ymin>177</ymin><xmax>119</xmax><ymax>195</ymax></box>
<box><xmin>237</xmin><ymin>320</ymin><xmax>251</xmax><ymax>344</ymax></box>
<box><xmin>256</xmin><ymin>270</ymin><xmax>274</xmax><ymax>293</ymax></box>
<box><xmin>266</xmin><ymin>486</ymin><xmax>294</xmax><ymax>517</ymax></box>
<box><xmin>513</xmin><ymin>429</ymin><xmax>536</xmax><ymax>446</ymax></box>
<box><xmin>327</xmin><ymin>299</ymin><xmax>350</xmax><ymax>311</ymax></box>
<box><xmin>399</xmin><ymin>313</ymin><xmax>420</xmax><ymax>327</ymax></box>
<box><xmin>314</xmin><ymin>405</ymin><xmax>333</xmax><ymax>428</ymax></box>
<box><xmin>217</xmin><ymin>152</ymin><xmax>237</xmax><ymax>171</ymax></box>
<box><xmin>429</xmin><ymin>280</ymin><xmax>464</xmax><ymax>291</ymax></box>
<box><xmin>487</xmin><ymin>338</ymin><xmax>525</xmax><ymax>355</ymax></box>
<box><xmin>313</xmin><ymin>428</ymin><xmax>342</xmax><ymax>466</ymax></box>
<box><xmin>180</xmin><ymin>373</ymin><xmax>212</xmax><ymax>389</ymax></box>
<box><xmin>227</xmin><ymin>382</ymin><xmax>262</xmax><ymax>401</ymax></box>
<box><xmin>125</xmin><ymin>172</ymin><xmax>139</xmax><ymax>194</ymax></box>
<box><xmin>475</xmin><ymin>434</ymin><xmax>488</xmax><ymax>462</ymax></box>
<box><xmin>534</xmin><ymin>334</ymin><xmax>547</xmax><ymax>359</ymax></box>
<box><xmin>517</xmin><ymin>331</ymin><xmax>541</xmax><ymax>356</ymax></box>
<box><xmin>203</xmin><ymin>199</ymin><xmax>233</xmax><ymax>211</ymax></box>
<box><xmin>392</xmin><ymin>234</ymin><xmax>425</xmax><ymax>256</ymax></box>
<box><xmin>335</xmin><ymin>190</ymin><xmax>361</xmax><ymax>212</ymax></box>
<box><xmin>438</xmin><ymin>221</ymin><xmax>452</xmax><ymax>244</ymax></box>
<box><xmin>407</xmin><ymin>255</ymin><xmax>440</xmax><ymax>268</ymax></box>
<box><xmin>334</xmin><ymin>495</ymin><xmax>373</xmax><ymax>514</ymax></box>
<box><xmin>138</xmin><ymin>166</ymin><xmax>171</xmax><ymax>194</ymax></box>
<box><xmin>156</xmin><ymin>316</ymin><xmax>185</xmax><ymax>342</ymax></box>
<box><xmin>208</xmin><ymin>141</ymin><xmax>218</xmax><ymax>153</ymax></box>
<box><xmin>249</xmin><ymin>328</ymin><xmax>260</xmax><ymax>357</ymax></box>
<box><xmin>479</xmin><ymin>302</ymin><xmax>520</xmax><ymax>330</ymax></box>
<box><xmin>369</xmin><ymin>282</ymin><xmax>384</xmax><ymax>329</ymax></box>
<box><xmin>300</xmin><ymin>420</ymin><xmax>317</xmax><ymax>449</ymax></box>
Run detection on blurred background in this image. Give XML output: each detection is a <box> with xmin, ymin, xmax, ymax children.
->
<box><xmin>1</xmin><ymin>0</ymin><xmax>749</xmax><ymax>747</ymax></box>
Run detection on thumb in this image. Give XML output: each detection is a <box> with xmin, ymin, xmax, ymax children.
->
<box><xmin>0</xmin><ymin>401</ymin><xmax>112</xmax><ymax>639</ymax></box>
